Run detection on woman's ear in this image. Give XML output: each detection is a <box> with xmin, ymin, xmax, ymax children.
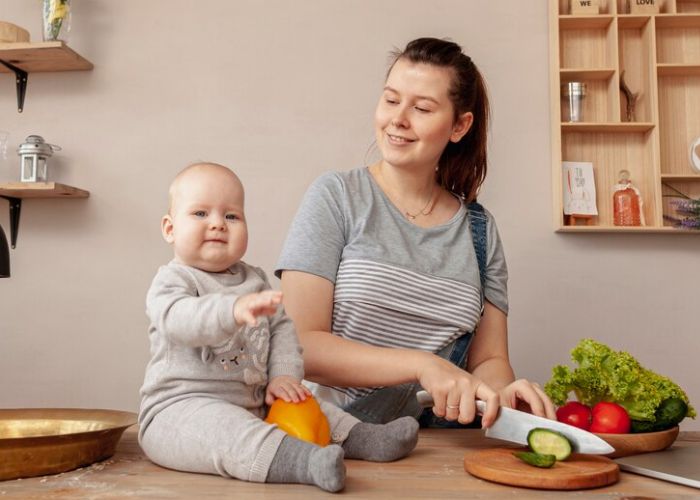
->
<box><xmin>161</xmin><ymin>215</ymin><xmax>175</xmax><ymax>244</ymax></box>
<box><xmin>450</xmin><ymin>111</ymin><xmax>474</xmax><ymax>143</ymax></box>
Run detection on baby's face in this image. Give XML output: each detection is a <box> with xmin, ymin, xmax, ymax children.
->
<box><xmin>163</xmin><ymin>166</ymin><xmax>248</xmax><ymax>272</ymax></box>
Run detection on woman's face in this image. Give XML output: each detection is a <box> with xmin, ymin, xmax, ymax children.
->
<box><xmin>374</xmin><ymin>58</ymin><xmax>472</xmax><ymax>172</ymax></box>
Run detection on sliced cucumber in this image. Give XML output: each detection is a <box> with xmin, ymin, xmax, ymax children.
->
<box><xmin>513</xmin><ymin>451</ymin><xmax>556</xmax><ymax>468</ymax></box>
<box><xmin>527</xmin><ymin>428</ymin><xmax>572</xmax><ymax>461</ymax></box>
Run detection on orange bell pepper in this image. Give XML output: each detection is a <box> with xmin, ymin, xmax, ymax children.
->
<box><xmin>265</xmin><ymin>395</ymin><xmax>331</xmax><ymax>446</ymax></box>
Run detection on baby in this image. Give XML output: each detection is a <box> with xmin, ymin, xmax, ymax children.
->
<box><xmin>138</xmin><ymin>162</ymin><xmax>418</xmax><ymax>492</ymax></box>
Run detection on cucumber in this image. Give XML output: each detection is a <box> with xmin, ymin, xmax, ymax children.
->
<box><xmin>631</xmin><ymin>398</ymin><xmax>688</xmax><ymax>433</ymax></box>
<box><xmin>631</xmin><ymin>419</ymin><xmax>657</xmax><ymax>433</ymax></box>
<box><xmin>655</xmin><ymin>398</ymin><xmax>688</xmax><ymax>429</ymax></box>
<box><xmin>513</xmin><ymin>451</ymin><xmax>556</xmax><ymax>468</ymax></box>
<box><xmin>527</xmin><ymin>428</ymin><xmax>572</xmax><ymax>461</ymax></box>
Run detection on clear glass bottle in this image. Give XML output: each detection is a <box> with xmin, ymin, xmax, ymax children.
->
<box><xmin>42</xmin><ymin>0</ymin><xmax>71</xmax><ymax>42</ymax></box>
<box><xmin>613</xmin><ymin>170</ymin><xmax>643</xmax><ymax>226</ymax></box>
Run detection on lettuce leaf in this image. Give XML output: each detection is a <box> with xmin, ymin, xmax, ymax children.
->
<box><xmin>544</xmin><ymin>339</ymin><xmax>696</xmax><ymax>422</ymax></box>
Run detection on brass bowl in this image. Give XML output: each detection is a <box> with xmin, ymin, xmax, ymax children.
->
<box><xmin>596</xmin><ymin>426</ymin><xmax>679</xmax><ymax>458</ymax></box>
<box><xmin>0</xmin><ymin>408</ymin><xmax>137</xmax><ymax>481</ymax></box>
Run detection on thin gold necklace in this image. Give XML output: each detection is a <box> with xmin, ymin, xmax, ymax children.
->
<box><xmin>404</xmin><ymin>186</ymin><xmax>437</xmax><ymax>220</ymax></box>
<box><xmin>371</xmin><ymin>163</ymin><xmax>438</xmax><ymax>221</ymax></box>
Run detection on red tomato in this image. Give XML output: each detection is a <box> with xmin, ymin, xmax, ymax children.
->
<box><xmin>556</xmin><ymin>401</ymin><xmax>592</xmax><ymax>430</ymax></box>
<box><xmin>590</xmin><ymin>402</ymin><xmax>631</xmax><ymax>434</ymax></box>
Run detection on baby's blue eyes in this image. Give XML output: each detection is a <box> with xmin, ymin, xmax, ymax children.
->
<box><xmin>191</xmin><ymin>211</ymin><xmax>237</xmax><ymax>220</ymax></box>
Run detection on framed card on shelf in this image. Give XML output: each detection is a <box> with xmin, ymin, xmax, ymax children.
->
<box><xmin>563</xmin><ymin>161</ymin><xmax>598</xmax><ymax>224</ymax></box>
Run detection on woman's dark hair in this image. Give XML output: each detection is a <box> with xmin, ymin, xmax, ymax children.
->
<box><xmin>389</xmin><ymin>37</ymin><xmax>490</xmax><ymax>202</ymax></box>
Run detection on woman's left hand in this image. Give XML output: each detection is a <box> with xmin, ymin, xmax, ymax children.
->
<box><xmin>498</xmin><ymin>379</ymin><xmax>557</xmax><ymax>420</ymax></box>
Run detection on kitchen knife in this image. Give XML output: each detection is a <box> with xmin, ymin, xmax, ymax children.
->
<box><xmin>415</xmin><ymin>390</ymin><xmax>615</xmax><ymax>455</ymax></box>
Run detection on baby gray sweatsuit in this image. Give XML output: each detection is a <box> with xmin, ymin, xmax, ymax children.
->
<box><xmin>138</xmin><ymin>260</ymin><xmax>358</xmax><ymax>482</ymax></box>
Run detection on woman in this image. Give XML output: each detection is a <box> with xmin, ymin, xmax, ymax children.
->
<box><xmin>275</xmin><ymin>38</ymin><xmax>555</xmax><ymax>428</ymax></box>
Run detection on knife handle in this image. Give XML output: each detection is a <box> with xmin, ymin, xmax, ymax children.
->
<box><xmin>415</xmin><ymin>390</ymin><xmax>487</xmax><ymax>415</ymax></box>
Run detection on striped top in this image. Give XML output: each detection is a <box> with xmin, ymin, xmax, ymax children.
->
<box><xmin>333</xmin><ymin>258</ymin><xmax>482</xmax><ymax>399</ymax></box>
<box><xmin>276</xmin><ymin>168</ymin><xmax>508</xmax><ymax>406</ymax></box>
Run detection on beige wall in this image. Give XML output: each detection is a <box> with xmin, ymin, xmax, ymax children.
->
<box><xmin>1</xmin><ymin>1</ymin><xmax>698</xmax><ymax>430</ymax></box>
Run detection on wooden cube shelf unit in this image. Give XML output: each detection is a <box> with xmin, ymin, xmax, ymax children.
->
<box><xmin>550</xmin><ymin>0</ymin><xmax>700</xmax><ymax>232</ymax></box>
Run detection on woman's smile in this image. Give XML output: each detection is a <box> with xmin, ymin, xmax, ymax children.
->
<box><xmin>386</xmin><ymin>133</ymin><xmax>415</xmax><ymax>145</ymax></box>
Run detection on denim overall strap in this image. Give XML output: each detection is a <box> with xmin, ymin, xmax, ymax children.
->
<box><xmin>415</xmin><ymin>201</ymin><xmax>489</xmax><ymax>427</ymax></box>
<box><xmin>443</xmin><ymin>202</ymin><xmax>487</xmax><ymax>367</ymax></box>
<box><xmin>467</xmin><ymin>201</ymin><xmax>488</xmax><ymax>298</ymax></box>
<box><xmin>342</xmin><ymin>202</ymin><xmax>490</xmax><ymax>425</ymax></box>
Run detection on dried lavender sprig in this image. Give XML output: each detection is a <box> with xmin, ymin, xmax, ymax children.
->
<box><xmin>671</xmin><ymin>199</ymin><xmax>700</xmax><ymax>215</ymax></box>
<box><xmin>678</xmin><ymin>218</ymin><xmax>700</xmax><ymax>229</ymax></box>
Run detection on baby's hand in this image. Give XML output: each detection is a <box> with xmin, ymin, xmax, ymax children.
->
<box><xmin>233</xmin><ymin>290</ymin><xmax>283</xmax><ymax>327</ymax></box>
<box><xmin>266</xmin><ymin>375</ymin><xmax>311</xmax><ymax>405</ymax></box>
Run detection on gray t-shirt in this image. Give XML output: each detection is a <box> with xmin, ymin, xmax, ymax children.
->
<box><xmin>275</xmin><ymin>167</ymin><xmax>508</xmax><ymax>404</ymax></box>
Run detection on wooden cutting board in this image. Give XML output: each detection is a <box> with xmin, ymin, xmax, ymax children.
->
<box><xmin>464</xmin><ymin>448</ymin><xmax>619</xmax><ymax>490</ymax></box>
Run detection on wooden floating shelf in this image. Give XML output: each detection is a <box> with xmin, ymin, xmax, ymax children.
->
<box><xmin>561</xmin><ymin>122</ymin><xmax>655</xmax><ymax>133</ymax></box>
<box><xmin>0</xmin><ymin>41</ymin><xmax>92</xmax><ymax>72</ymax></box>
<box><xmin>0</xmin><ymin>182</ymin><xmax>89</xmax><ymax>248</ymax></box>
<box><xmin>1</xmin><ymin>41</ymin><xmax>92</xmax><ymax>112</ymax></box>
<box><xmin>0</xmin><ymin>182</ymin><xmax>90</xmax><ymax>199</ymax></box>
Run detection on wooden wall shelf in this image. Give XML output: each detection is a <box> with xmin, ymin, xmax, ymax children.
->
<box><xmin>561</xmin><ymin>122</ymin><xmax>655</xmax><ymax>132</ymax></box>
<box><xmin>561</xmin><ymin>68</ymin><xmax>617</xmax><ymax>80</ymax></box>
<box><xmin>655</xmin><ymin>12</ymin><xmax>700</xmax><ymax>28</ymax></box>
<box><xmin>559</xmin><ymin>14</ymin><xmax>615</xmax><ymax>28</ymax></box>
<box><xmin>617</xmin><ymin>15</ymin><xmax>653</xmax><ymax>28</ymax></box>
<box><xmin>0</xmin><ymin>182</ymin><xmax>89</xmax><ymax>199</ymax></box>
<box><xmin>0</xmin><ymin>42</ymin><xmax>93</xmax><ymax>72</ymax></box>
<box><xmin>556</xmin><ymin>225</ymin><xmax>698</xmax><ymax>233</ymax></box>
<box><xmin>0</xmin><ymin>182</ymin><xmax>90</xmax><ymax>248</ymax></box>
<box><xmin>657</xmin><ymin>64</ymin><xmax>700</xmax><ymax>76</ymax></box>
<box><xmin>550</xmin><ymin>0</ymin><xmax>700</xmax><ymax>233</ymax></box>
<box><xmin>661</xmin><ymin>174</ymin><xmax>700</xmax><ymax>181</ymax></box>
<box><xmin>0</xmin><ymin>41</ymin><xmax>93</xmax><ymax>112</ymax></box>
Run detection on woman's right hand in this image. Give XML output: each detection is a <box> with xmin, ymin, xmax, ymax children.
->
<box><xmin>416</xmin><ymin>352</ymin><xmax>500</xmax><ymax>427</ymax></box>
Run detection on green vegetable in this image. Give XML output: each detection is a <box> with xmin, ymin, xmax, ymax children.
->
<box><xmin>630</xmin><ymin>419</ymin><xmax>657</xmax><ymax>433</ymax></box>
<box><xmin>527</xmin><ymin>428</ymin><xmax>572</xmax><ymax>460</ymax></box>
<box><xmin>631</xmin><ymin>397</ymin><xmax>689</xmax><ymax>433</ymax></box>
<box><xmin>656</xmin><ymin>398</ymin><xmax>688</xmax><ymax>428</ymax></box>
<box><xmin>545</xmin><ymin>339</ymin><xmax>696</xmax><ymax>424</ymax></box>
<box><xmin>513</xmin><ymin>451</ymin><xmax>556</xmax><ymax>468</ymax></box>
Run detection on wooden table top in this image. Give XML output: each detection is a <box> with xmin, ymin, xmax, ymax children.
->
<box><xmin>1</xmin><ymin>428</ymin><xmax>698</xmax><ymax>499</ymax></box>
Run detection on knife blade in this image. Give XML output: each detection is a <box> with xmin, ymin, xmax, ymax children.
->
<box><xmin>415</xmin><ymin>390</ymin><xmax>615</xmax><ymax>455</ymax></box>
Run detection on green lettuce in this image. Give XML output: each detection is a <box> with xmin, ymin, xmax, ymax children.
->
<box><xmin>544</xmin><ymin>339</ymin><xmax>696</xmax><ymax>422</ymax></box>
